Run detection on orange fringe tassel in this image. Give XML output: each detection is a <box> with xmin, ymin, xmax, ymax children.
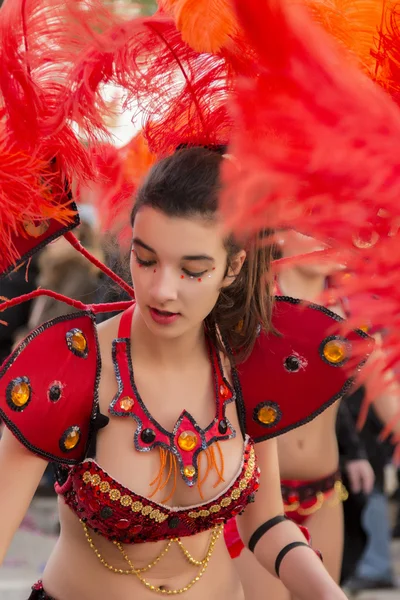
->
<box><xmin>149</xmin><ymin>443</ymin><xmax>226</xmax><ymax>502</ymax></box>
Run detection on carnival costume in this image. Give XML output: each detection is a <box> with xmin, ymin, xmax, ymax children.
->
<box><xmin>4</xmin><ymin>0</ymin><xmax>400</xmax><ymax>596</ymax></box>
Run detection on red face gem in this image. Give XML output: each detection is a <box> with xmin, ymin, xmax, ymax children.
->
<box><xmin>116</xmin><ymin>519</ymin><xmax>131</xmax><ymax>530</ymax></box>
<box><xmin>181</xmin><ymin>275</ymin><xmax>185</xmax><ymax>279</ymax></box>
<box><xmin>198</xmin><ymin>278</ymin><xmax>202</xmax><ymax>282</ymax></box>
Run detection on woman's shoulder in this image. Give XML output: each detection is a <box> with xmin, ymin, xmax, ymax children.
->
<box><xmin>235</xmin><ymin>296</ymin><xmax>374</xmax><ymax>444</ymax></box>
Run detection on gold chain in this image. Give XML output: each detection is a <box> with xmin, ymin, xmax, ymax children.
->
<box><xmin>81</xmin><ymin>519</ymin><xmax>223</xmax><ymax>594</ymax></box>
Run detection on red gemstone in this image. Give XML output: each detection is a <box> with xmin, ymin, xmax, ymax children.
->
<box><xmin>89</xmin><ymin>499</ymin><xmax>100</xmax><ymax>513</ymax></box>
<box><xmin>130</xmin><ymin>525</ymin><xmax>143</xmax><ymax>535</ymax></box>
<box><xmin>232</xmin><ymin>504</ymin><xmax>244</xmax><ymax>516</ymax></box>
<box><xmin>77</xmin><ymin>487</ymin><xmax>86</xmax><ymax>502</ymax></box>
<box><xmin>219</xmin><ymin>384</ymin><xmax>230</xmax><ymax>399</ymax></box>
<box><xmin>116</xmin><ymin>519</ymin><xmax>131</xmax><ymax>530</ymax></box>
<box><xmin>287</xmin><ymin>493</ymin><xmax>299</xmax><ymax>504</ymax></box>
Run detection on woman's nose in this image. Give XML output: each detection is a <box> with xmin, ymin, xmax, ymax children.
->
<box><xmin>150</xmin><ymin>268</ymin><xmax>178</xmax><ymax>303</ymax></box>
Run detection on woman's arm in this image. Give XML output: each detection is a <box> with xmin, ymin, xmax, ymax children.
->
<box><xmin>237</xmin><ymin>437</ymin><xmax>347</xmax><ymax>600</ymax></box>
<box><xmin>0</xmin><ymin>427</ymin><xmax>48</xmax><ymax>565</ymax></box>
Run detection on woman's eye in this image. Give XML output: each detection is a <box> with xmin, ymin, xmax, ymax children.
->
<box><xmin>135</xmin><ymin>254</ymin><xmax>156</xmax><ymax>267</ymax></box>
<box><xmin>183</xmin><ymin>268</ymin><xmax>208</xmax><ymax>278</ymax></box>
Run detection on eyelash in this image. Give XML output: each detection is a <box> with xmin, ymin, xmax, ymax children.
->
<box><xmin>134</xmin><ymin>254</ymin><xmax>208</xmax><ymax>278</ymax></box>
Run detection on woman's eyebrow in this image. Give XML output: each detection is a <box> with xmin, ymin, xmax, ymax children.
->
<box><xmin>132</xmin><ymin>237</ymin><xmax>156</xmax><ymax>253</ymax></box>
<box><xmin>182</xmin><ymin>254</ymin><xmax>215</xmax><ymax>262</ymax></box>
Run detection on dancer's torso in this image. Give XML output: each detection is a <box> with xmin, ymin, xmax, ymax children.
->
<box><xmin>43</xmin><ymin>312</ymin><xmax>248</xmax><ymax>599</ymax></box>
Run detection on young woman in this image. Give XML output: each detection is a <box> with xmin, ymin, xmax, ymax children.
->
<box><xmin>227</xmin><ymin>230</ymin><xmax>397</xmax><ymax>600</ymax></box>
<box><xmin>0</xmin><ymin>147</ymin><xmax>365</xmax><ymax>600</ymax></box>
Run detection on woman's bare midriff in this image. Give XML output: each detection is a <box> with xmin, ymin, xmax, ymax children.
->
<box><xmin>277</xmin><ymin>402</ymin><xmax>341</xmax><ymax>480</ymax></box>
<box><xmin>42</xmin><ymin>499</ymin><xmax>244</xmax><ymax>600</ymax></box>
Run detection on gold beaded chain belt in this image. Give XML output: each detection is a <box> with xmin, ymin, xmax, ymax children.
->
<box><xmin>81</xmin><ymin>519</ymin><xmax>223</xmax><ymax>595</ymax></box>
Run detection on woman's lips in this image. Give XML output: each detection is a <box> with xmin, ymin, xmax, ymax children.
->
<box><xmin>149</xmin><ymin>307</ymin><xmax>181</xmax><ymax>325</ymax></box>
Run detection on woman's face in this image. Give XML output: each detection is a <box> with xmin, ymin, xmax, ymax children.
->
<box><xmin>130</xmin><ymin>207</ymin><xmax>244</xmax><ymax>339</ymax></box>
<box><xmin>280</xmin><ymin>230</ymin><xmax>341</xmax><ymax>277</ymax></box>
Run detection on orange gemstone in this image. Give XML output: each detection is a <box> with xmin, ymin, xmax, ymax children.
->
<box><xmin>71</xmin><ymin>331</ymin><xmax>87</xmax><ymax>354</ymax></box>
<box><xmin>120</xmin><ymin>396</ymin><xmax>134</xmax><ymax>411</ymax></box>
<box><xmin>184</xmin><ymin>465</ymin><xmax>196</xmax><ymax>478</ymax></box>
<box><xmin>178</xmin><ymin>431</ymin><xmax>198</xmax><ymax>452</ymax></box>
<box><xmin>64</xmin><ymin>428</ymin><xmax>80</xmax><ymax>450</ymax></box>
<box><xmin>257</xmin><ymin>406</ymin><xmax>277</xmax><ymax>425</ymax></box>
<box><xmin>23</xmin><ymin>220</ymin><xmax>50</xmax><ymax>238</ymax></box>
<box><xmin>11</xmin><ymin>381</ymin><xmax>31</xmax><ymax>407</ymax></box>
<box><xmin>323</xmin><ymin>340</ymin><xmax>347</xmax><ymax>364</ymax></box>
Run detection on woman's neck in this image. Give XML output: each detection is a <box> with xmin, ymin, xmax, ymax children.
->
<box><xmin>130</xmin><ymin>308</ymin><xmax>207</xmax><ymax>367</ymax></box>
<box><xmin>278</xmin><ymin>268</ymin><xmax>326</xmax><ymax>303</ymax></box>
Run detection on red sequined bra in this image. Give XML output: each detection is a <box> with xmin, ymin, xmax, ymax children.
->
<box><xmin>56</xmin><ymin>436</ymin><xmax>258</xmax><ymax>544</ymax></box>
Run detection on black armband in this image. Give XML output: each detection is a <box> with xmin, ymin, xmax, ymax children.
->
<box><xmin>248</xmin><ymin>515</ymin><xmax>288</xmax><ymax>553</ymax></box>
<box><xmin>275</xmin><ymin>542</ymin><xmax>323</xmax><ymax>577</ymax></box>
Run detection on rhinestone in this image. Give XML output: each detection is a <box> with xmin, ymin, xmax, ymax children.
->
<box><xmin>231</xmin><ymin>489</ymin><xmax>241</xmax><ymax>500</ymax></box>
<box><xmin>209</xmin><ymin>505</ymin><xmax>221</xmax><ymax>513</ymax></box>
<box><xmin>322</xmin><ymin>339</ymin><xmax>347</xmax><ymax>364</ymax></box>
<box><xmin>141</xmin><ymin>428</ymin><xmax>156</xmax><ymax>444</ymax></box>
<box><xmin>99</xmin><ymin>481</ymin><xmax>110</xmax><ymax>493</ymax></box>
<box><xmin>120</xmin><ymin>495</ymin><xmax>132</xmax><ymax>507</ymax></box>
<box><xmin>150</xmin><ymin>509</ymin><xmax>160</xmax><ymax>520</ymax></box>
<box><xmin>142</xmin><ymin>505</ymin><xmax>152</xmax><ymax>516</ymax></box>
<box><xmin>100</xmin><ymin>506</ymin><xmax>113</xmax><ymax>519</ymax></box>
<box><xmin>257</xmin><ymin>405</ymin><xmax>278</xmax><ymax>425</ymax></box>
<box><xmin>120</xmin><ymin>396</ymin><xmax>134</xmax><ymax>411</ymax></box>
<box><xmin>131</xmin><ymin>501</ymin><xmax>143</xmax><ymax>512</ymax></box>
<box><xmin>48</xmin><ymin>383</ymin><xmax>62</xmax><ymax>402</ymax></box>
<box><xmin>284</xmin><ymin>356</ymin><xmax>301</xmax><ymax>372</ymax></box>
<box><xmin>219</xmin><ymin>384</ymin><xmax>230</xmax><ymax>399</ymax></box>
<box><xmin>89</xmin><ymin>498</ymin><xmax>100</xmax><ymax>513</ymax></box>
<box><xmin>218</xmin><ymin>419</ymin><xmax>228</xmax><ymax>434</ymax></box>
<box><xmin>109</xmin><ymin>489</ymin><xmax>121</xmax><ymax>501</ymax></box>
<box><xmin>62</xmin><ymin>427</ymin><xmax>81</xmax><ymax>451</ymax></box>
<box><xmin>184</xmin><ymin>465</ymin><xmax>196</xmax><ymax>479</ymax></box>
<box><xmin>10</xmin><ymin>380</ymin><xmax>31</xmax><ymax>407</ymax></box>
<box><xmin>220</xmin><ymin>497</ymin><xmax>232</xmax><ymax>508</ymax></box>
<box><xmin>287</xmin><ymin>493</ymin><xmax>299</xmax><ymax>504</ymax></box>
<box><xmin>23</xmin><ymin>220</ymin><xmax>50</xmax><ymax>237</ymax></box>
<box><xmin>168</xmin><ymin>516</ymin><xmax>180</xmax><ymax>529</ymax></box>
<box><xmin>239</xmin><ymin>479</ymin><xmax>248</xmax><ymax>490</ymax></box>
<box><xmin>67</xmin><ymin>330</ymin><xmax>87</xmax><ymax>355</ymax></box>
<box><xmin>91</xmin><ymin>474</ymin><xmax>101</xmax><ymax>486</ymax></box>
<box><xmin>178</xmin><ymin>431</ymin><xmax>198</xmax><ymax>452</ymax></box>
<box><xmin>116</xmin><ymin>519</ymin><xmax>131</xmax><ymax>530</ymax></box>
<box><xmin>188</xmin><ymin>511</ymin><xmax>198</xmax><ymax>519</ymax></box>
<box><xmin>199</xmin><ymin>510</ymin><xmax>210</xmax><ymax>518</ymax></box>
<box><xmin>131</xmin><ymin>525</ymin><xmax>143</xmax><ymax>535</ymax></box>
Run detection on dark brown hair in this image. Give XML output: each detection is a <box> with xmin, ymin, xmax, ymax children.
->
<box><xmin>131</xmin><ymin>146</ymin><xmax>274</xmax><ymax>363</ymax></box>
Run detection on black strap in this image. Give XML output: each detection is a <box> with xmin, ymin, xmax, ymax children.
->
<box><xmin>275</xmin><ymin>541</ymin><xmax>311</xmax><ymax>577</ymax></box>
<box><xmin>248</xmin><ymin>515</ymin><xmax>288</xmax><ymax>553</ymax></box>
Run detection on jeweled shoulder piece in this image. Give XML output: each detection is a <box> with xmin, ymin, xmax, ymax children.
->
<box><xmin>109</xmin><ymin>335</ymin><xmax>235</xmax><ymax>487</ymax></box>
<box><xmin>0</xmin><ymin>311</ymin><xmax>101</xmax><ymax>463</ymax></box>
<box><xmin>236</xmin><ymin>296</ymin><xmax>374</xmax><ymax>443</ymax></box>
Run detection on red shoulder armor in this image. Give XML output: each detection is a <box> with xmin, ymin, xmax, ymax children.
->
<box><xmin>236</xmin><ymin>297</ymin><xmax>373</xmax><ymax>443</ymax></box>
<box><xmin>0</xmin><ymin>311</ymin><xmax>101</xmax><ymax>464</ymax></box>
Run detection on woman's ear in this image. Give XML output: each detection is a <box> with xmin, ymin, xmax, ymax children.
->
<box><xmin>222</xmin><ymin>250</ymin><xmax>247</xmax><ymax>288</ymax></box>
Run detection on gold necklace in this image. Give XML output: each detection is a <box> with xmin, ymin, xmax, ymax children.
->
<box><xmin>81</xmin><ymin>520</ymin><xmax>223</xmax><ymax>594</ymax></box>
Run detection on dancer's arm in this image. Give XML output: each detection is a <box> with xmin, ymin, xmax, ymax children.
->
<box><xmin>237</xmin><ymin>437</ymin><xmax>347</xmax><ymax>600</ymax></box>
<box><xmin>0</xmin><ymin>427</ymin><xmax>47</xmax><ymax>565</ymax></box>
